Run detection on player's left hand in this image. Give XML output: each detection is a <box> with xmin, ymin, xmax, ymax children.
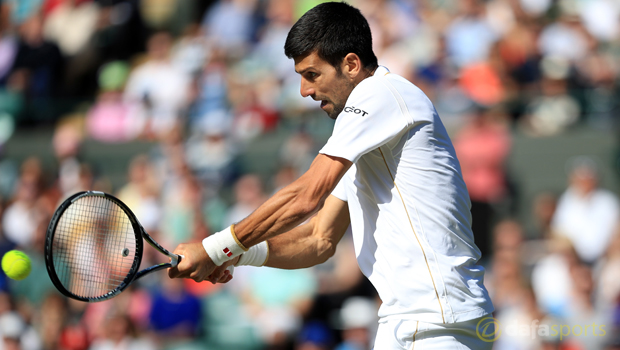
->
<box><xmin>207</xmin><ymin>258</ymin><xmax>238</xmax><ymax>284</ymax></box>
<box><xmin>168</xmin><ymin>242</ymin><xmax>216</xmax><ymax>282</ymax></box>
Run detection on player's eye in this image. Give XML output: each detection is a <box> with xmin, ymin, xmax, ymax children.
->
<box><xmin>306</xmin><ymin>72</ymin><xmax>318</xmax><ymax>79</ymax></box>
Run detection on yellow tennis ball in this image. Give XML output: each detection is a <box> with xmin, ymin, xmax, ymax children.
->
<box><xmin>1</xmin><ymin>250</ymin><xmax>32</xmax><ymax>281</ymax></box>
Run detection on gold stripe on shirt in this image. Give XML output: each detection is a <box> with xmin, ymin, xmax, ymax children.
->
<box><xmin>411</xmin><ymin>321</ymin><xmax>419</xmax><ymax>350</ymax></box>
<box><xmin>378</xmin><ymin>148</ymin><xmax>446</xmax><ymax>324</ymax></box>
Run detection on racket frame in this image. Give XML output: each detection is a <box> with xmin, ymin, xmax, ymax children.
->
<box><xmin>45</xmin><ymin>191</ymin><xmax>180</xmax><ymax>302</ymax></box>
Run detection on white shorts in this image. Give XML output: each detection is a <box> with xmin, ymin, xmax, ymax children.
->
<box><xmin>373</xmin><ymin>315</ymin><xmax>495</xmax><ymax>350</ymax></box>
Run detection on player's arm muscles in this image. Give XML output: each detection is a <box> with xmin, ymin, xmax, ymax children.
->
<box><xmin>265</xmin><ymin>194</ymin><xmax>350</xmax><ymax>269</ymax></box>
<box><xmin>234</xmin><ymin>154</ymin><xmax>351</xmax><ymax>247</ymax></box>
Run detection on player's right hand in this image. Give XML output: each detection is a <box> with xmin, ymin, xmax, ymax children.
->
<box><xmin>168</xmin><ymin>242</ymin><xmax>216</xmax><ymax>282</ymax></box>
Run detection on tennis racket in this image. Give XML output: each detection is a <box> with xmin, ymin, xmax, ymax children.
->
<box><xmin>44</xmin><ymin>191</ymin><xmax>182</xmax><ymax>302</ymax></box>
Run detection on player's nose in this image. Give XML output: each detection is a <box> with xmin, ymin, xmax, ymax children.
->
<box><xmin>300</xmin><ymin>80</ymin><xmax>314</xmax><ymax>98</ymax></box>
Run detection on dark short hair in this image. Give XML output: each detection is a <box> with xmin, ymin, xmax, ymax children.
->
<box><xmin>284</xmin><ymin>2</ymin><xmax>378</xmax><ymax>71</ymax></box>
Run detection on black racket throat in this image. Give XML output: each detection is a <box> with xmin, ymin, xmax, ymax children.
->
<box><xmin>44</xmin><ymin>191</ymin><xmax>178</xmax><ymax>302</ymax></box>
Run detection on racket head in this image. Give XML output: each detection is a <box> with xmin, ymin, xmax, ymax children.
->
<box><xmin>45</xmin><ymin>191</ymin><xmax>144</xmax><ymax>302</ymax></box>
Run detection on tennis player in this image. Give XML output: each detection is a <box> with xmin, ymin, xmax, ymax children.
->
<box><xmin>169</xmin><ymin>2</ymin><xmax>494</xmax><ymax>348</ymax></box>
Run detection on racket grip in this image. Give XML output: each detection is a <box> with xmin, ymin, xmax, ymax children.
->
<box><xmin>171</xmin><ymin>254</ymin><xmax>184</xmax><ymax>267</ymax></box>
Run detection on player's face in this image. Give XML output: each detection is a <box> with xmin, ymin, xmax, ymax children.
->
<box><xmin>294</xmin><ymin>52</ymin><xmax>355</xmax><ymax>119</ymax></box>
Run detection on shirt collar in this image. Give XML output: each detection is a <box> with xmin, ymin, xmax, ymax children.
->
<box><xmin>374</xmin><ymin>66</ymin><xmax>390</xmax><ymax>76</ymax></box>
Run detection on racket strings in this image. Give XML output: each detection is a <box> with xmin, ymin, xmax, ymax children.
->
<box><xmin>52</xmin><ymin>196</ymin><xmax>138</xmax><ymax>299</ymax></box>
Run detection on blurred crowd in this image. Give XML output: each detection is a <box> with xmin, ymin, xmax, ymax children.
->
<box><xmin>0</xmin><ymin>0</ymin><xmax>620</xmax><ymax>349</ymax></box>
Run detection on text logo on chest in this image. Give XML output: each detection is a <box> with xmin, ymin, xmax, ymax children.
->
<box><xmin>344</xmin><ymin>106</ymin><xmax>368</xmax><ymax>116</ymax></box>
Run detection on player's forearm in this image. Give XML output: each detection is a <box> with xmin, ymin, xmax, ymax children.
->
<box><xmin>264</xmin><ymin>217</ymin><xmax>337</xmax><ymax>269</ymax></box>
<box><xmin>202</xmin><ymin>156</ymin><xmax>350</xmax><ymax>268</ymax></box>
<box><xmin>235</xmin><ymin>162</ymin><xmax>338</xmax><ymax>247</ymax></box>
<box><xmin>234</xmin><ymin>183</ymin><xmax>318</xmax><ymax>246</ymax></box>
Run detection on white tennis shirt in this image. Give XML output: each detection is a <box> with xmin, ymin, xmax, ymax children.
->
<box><xmin>320</xmin><ymin>66</ymin><xmax>494</xmax><ymax>324</ymax></box>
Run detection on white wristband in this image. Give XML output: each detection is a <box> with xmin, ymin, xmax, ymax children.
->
<box><xmin>202</xmin><ymin>225</ymin><xmax>248</xmax><ymax>266</ymax></box>
<box><xmin>236</xmin><ymin>241</ymin><xmax>269</xmax><ymax>267</ymax></box>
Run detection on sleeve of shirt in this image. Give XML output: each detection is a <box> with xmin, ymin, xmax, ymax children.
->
<box><xmin>330</xmin><ymin>174</ymin><xmax>348</xmax><ymax>202</ymax></box>
<box><xmin>319</xmin><ymin>78</ymin><xmax>411</xmax><ymax>163</ymax></box>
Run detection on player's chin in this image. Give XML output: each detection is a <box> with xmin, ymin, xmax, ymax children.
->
<box><xmin>320</xmin><ymin>105</ymin><xmax>335</xmax><ymax>119</ymax></box>
<box><xmin>326</xmin><ymin>111</ymin><xmax>338</xmax><ymax>120</ymax></box>
<box><xmin>327</xmin><ymin>106</ymin><xmax>344</xmax><ymax>120</ymax></box>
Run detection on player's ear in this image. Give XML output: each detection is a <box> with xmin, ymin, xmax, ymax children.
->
<box><xmin>342</xmin><ymin>53</ymin><xmax>362</xmax><ymax>79</ymax></box>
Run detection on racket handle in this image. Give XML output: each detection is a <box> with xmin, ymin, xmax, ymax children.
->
<box><xmin>170</xmin><ymin>254</ymin><xmax>184</xmax><ymax>267</ymax></box>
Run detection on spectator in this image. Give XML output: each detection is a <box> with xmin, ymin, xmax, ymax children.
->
<box><xmin>0</xmin><ymin>311</ymin><xmax>41</xmax><ymax>350</ymax></box>
<box><xmin>185</xmin><ymin>123</ymin><xmax>237</xmax><ymax>190</ymax></box>
<box><xmin>82</xmin><ymin>287</ymin><xmax>152</xmax><ymax>342</ymax></box>
<box><xmin>148</xmin><ymin>277</ymin><xmax>201</xmax><ymax>340</ymax></box>
<box><xmin>201</xmin><ymin>0</ymin><xmax>258</xmax><ymax>57</ymax></box>
<box><xmin>295</xmin><ymin>321</ymin><xmax>333</xmax><ymax>350</ymax></box>
<box><xmin>519</xmin><ymin>0</ymin><xmax>552</xmax><ymax>17</ymax></box>
<box><xmin>160</xmin><ymin>161</ymin><xmax>210</xmax><ymax>247</ymax></box>
<box><xmin>53</xmin><ymin>118</ymin><xmax>90</xmax><ymax>198</ymax></box>
<box><xmin>521</xmin><ymin>56</ymin><xmax>581</xmax><ymax>136</ymax></box>
<box><xmin>187</xmin><ymin>48</ymin><xmax>230</xmax><ymax>134</ymax></box>
<box><xmin>279</xmin><ymin>131</ymin><xmax>315</xmax><ymax>175</ymax></box>
<box><xmin>576</xmin><ymin>52</ymin><xmax>619</xmax><ymax>130</ymax></box>
<box><xmin>531</xmin><ymin>237</ymin><xmax>579</xmax><ymax>318</ymax></box>
<box><xmin>224</xmin><ymin>174</ymin><xmax>266</xmax><ymax>226</ymax></box>
<box><xmin>454</xmin><ymin>105</ymin><xmax>512</xmax><ymax>260</ymax></box>
<box><xmin>116</xmin><ymin>155</ymin><xmax>161</xmax><ymax>234</ymax></box>
<box><xmin>551</xmin><ymin>157</ymin><xmax>619</xmax><ymax>264</ymax></box>
<box><xmin>487</xmin><ymin>248</ymin><xmax>526</xmax><ymax>313</ymax></box>
<box><xmin>521</xmin><ymin>193</ymin><xmax>558</xmax><ymax>275</ymax></box>
<box><xmin>334</xmin><ymin>297</ymin><xmax>378</xmax><ymax>350</ymax></box>
<box><xmin>527</xmin><ymin>192</ymin><xmax>558</xmax><ymax>240</ymax></box>
<box><xmin>1</xmin><ymin>158</ymin><xmax>44</xmax><ymax>248</ymax></box>
<box><xmin>89</xmin><ymin>313</ymin><xmax>156</xmax><ymax>350</ymax></box>
<box><xmin>359</xmin><ymin>0</ymin><xmax>418</xmax><ymax>78</ymax></box>
<box><xmin>235</xmin><ymin>266</ymin><xmax>317</xmax><ymax>348</ymax></box>
<box><xmin>537</xmin><ymin>13</ymin><xmax>589</xmax><ymax>63</ymax></box>
<box><xmin>306</xmin><ymin>233</ymin><xmax>375</xmax><ymax>329</ymax></box>
<box><xmin>432</xmin><ymin>76</ymin><xmax>477</xmax><ymax>134</ymax></box>
<box><xmin>0</xmin><ymin>3</ymin><xmax>17</xmax><ymax>85</ymax></box>
<box><xmin>4</xmin><ymin>0</ymin><xmax>43</xmax><ymax>25</ymax></box>
<box><xmin>564</xmin><ymin>263</ymin><xmax>611</xmax><ymax>350</ymax></box>
<box><xmin>247</xmin><ymin>0</ymin><xmax>295</xmax><ymax>80</ymax></box>
<box><xmin>123</xmin><ymin>31</ymin><xmax>190</xmax><ymax>139</ymax></box>
<box><xmin>492</xmin><ymin>219</ymin><xmax>524</xmax><ymax>261</ymax></box>
<box><xmin>57</xmin><ymin>300</ymin><xmax>89</xmax><ymax>350</ymax></box>
<box><xmin>459</xmin><ymin>62</ymin><xmax>505</xmax><ymax>107</ymax></box>
<box><xmin>444</xmin><ymin>0</ymin><xmax>498</xmax><ymax>68</ymax></box>
<box><xmin>42</xmin><ymin>0</ymin><xmax>99</xmax><ymax>57</ymax></box>
<box><xmin>10</xmin><ymin>14</ymin><xmax>63</xmax><ymax>123</ymax></box>
<box><xmin>271</xmin><ymin>164</ymin><xmax>298</xmax><ymax>194</ymax></box>
<box><xmin>489</xmin><ymin>226</ymin><xmax>544</xmax><ymax>350</ymax></box>
<box><xmin>37</xmin><ymin>294</ymin><xmax>66</xmax><ymax>350</ymax></box>
<box><xmin>493</xmin><ymin>288</ymin><xmax>543</xmax><ymax>350</ymax></box>
<box><xmin>497</xmin><ymin>20</ymin><xmax>540</xmax><ymax>88</ymax></box>
<box><xmin>86</xmin><ymin>61</ymin><xmax>142</xmax><ymax>143</ymax></box>
<box><xmin>171</xmin><ymin>24</ymin><xmax>211</xmax><ymax>77</ymax></box>
<box><xmin>596</xmin><ymin>226</ymin><xmax>620</xmax><ymax>313</ymax></box>
<box><xmin>578</xmin><ymin>0</ymin><xmax>620</xmax><ymax>42</ymax></box>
